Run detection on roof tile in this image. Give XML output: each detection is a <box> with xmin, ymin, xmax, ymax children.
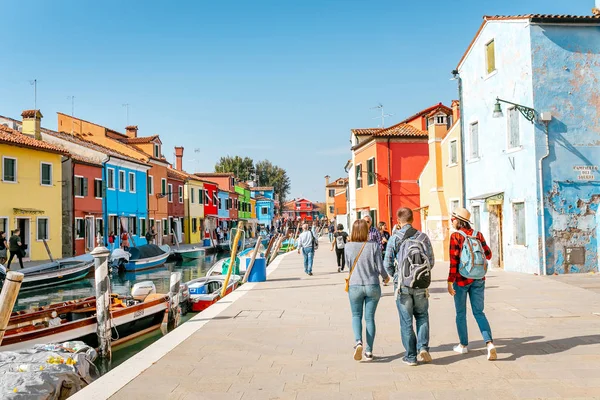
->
<box><xmin>0</xmin><ymin>125</ymin><xmax>68</xmax><ymax>155</ymax></box>
<box><xmin>372</xmin><ymin>123</ymin><xmax>427</xmax><ymax>138</ymax></box>
<box><xmin>119</xmin><ymin>135</ymin><xmax>160</xmax><ymax>144</ymax></box>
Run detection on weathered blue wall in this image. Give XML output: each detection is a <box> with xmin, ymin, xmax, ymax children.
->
<box><xmin>217</xmin><ymin>190</ymin><xmax>229</xmax><ymax>219</ymax></box>
<box><xmin>531</xmin><ymin>24</ymin><xmax>600</xmax><ymax>274</ymax></box>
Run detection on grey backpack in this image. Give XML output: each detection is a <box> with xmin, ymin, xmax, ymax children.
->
<box><xmin>398</xmin><ymin>229</ymin><xmax>432</xmax><ymax>289</ymax></box>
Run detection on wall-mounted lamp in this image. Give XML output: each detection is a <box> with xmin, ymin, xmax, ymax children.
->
<box><xmin>492</xmin><ymin>97</ymin><xmax>536</xmax><ymax>123</ymax></box>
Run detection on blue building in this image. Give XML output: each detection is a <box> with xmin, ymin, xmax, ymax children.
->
<box><xmin>251</xmin><ymin>186</ymin><xmax>275</xmax><ymax>229</ymax></box>
<box><xmin>457</xmin><ymin>14</ymin><xmax>600</xmax><ymax>275</ymax></box>
<box><xmin>217</xmin><ymin>189</ymin><xmax>230</xmax><ymax>225</ymax></box>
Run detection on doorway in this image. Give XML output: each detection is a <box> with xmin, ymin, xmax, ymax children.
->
<box><xmin>155</xmin><ymin>220</ymin><xmax>163</xmax><ymax>245</ymax></box>
<box><xmin>488</xmin><ymin>204</ymin><xmax>504</xmax><ymax>269</ymax></box>
<box><xmin>85</xmin><ymin>216</ymin><xmax>95</xmax><ymax>252</ymax></box>
<box><xmin>16</xmin><ymin>218</ymin><xmax>30</xmax><ymax>260</ymax></box>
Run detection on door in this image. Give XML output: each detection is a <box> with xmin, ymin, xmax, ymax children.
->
<box><xmin>16</xmin><ymin>218</ymin><xmax>30</xmax><ymax>259</ymax></box>
<box><xmin>85</xmin><ymin>216</ymin><xmax>95</xmax><ymax>252</ymax></box>
<box><xmin>488</xmin><ymin>205</ymin><xmax>504</xmax><ymax>269</ymax></box>
<box><xmin>156</xmin><ymin>220</ymin><xmax>163</xmax><ymax>245</ymax></box>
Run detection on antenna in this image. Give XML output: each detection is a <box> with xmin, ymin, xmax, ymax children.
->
<box><xmin>28</xmin><ymin>79</ymin><xmax>37</xmax><ymax>111</ymax></box>
<box><xmin>122</xmin><ymin>104</ymin><xmax>130</xmax><ymax>125</ymax></box>
<box><xmin>67</xmin><ymin>96</ymin><xmax>75</xmax><ymax>134</ymax></box>
<box><xmin>370</xmin><ymin>103</ymin><xmax>393</xmax><ymax>128</ymax></box>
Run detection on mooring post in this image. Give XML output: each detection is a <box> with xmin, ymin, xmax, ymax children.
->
<box><xmin>269</xmin><ymin>235</ymin><xmax>284</xmax><ymax>265</ymax></box>
<box><xmin>91</xmin><ymin>245</ymin><xmax>112</xmax><ymax>364</ymax></box>
<box><xmin>221</xmin><ymin>225</ymin><xmax>244</xmax><ymax>298</ymax></box>
<box><xmin>167</xmin><ymin>271</ymin><xmax>182</xmax><ymax>331</ymax></box>
<box><xmin>0</xmin><ymin>271</ymin><xmax>24</xmax><ymax>346</ymax></box>
<box><xmin>263</xmin><ymin>234</ymin><xmax>278</xmax><ymax>265</ymax></box>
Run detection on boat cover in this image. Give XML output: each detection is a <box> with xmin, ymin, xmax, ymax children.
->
<box><xmin>0</xmin><ymin>341</ymin><xmax>98</xmax><ymax>399</ymax></box>
<box><xmin>129</xmin><ymin>244</ymin><xmax>166</xmax><ymax>261</ymax></box>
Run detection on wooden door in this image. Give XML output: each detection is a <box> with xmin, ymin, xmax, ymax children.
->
<box><xmin>488</xmin><ymin>205</ymin><xmax>504</xmax><ymax>269</ymax></box>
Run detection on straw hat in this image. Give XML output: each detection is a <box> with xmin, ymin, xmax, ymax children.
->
<box><xmin>452</xmin><ymin>207</ymin><xmax>471</xmax><ymax>223</ymax></box>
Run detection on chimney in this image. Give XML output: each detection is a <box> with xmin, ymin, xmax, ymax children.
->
<box><xmin>21</xmin><ymin>109</ymin><xmax>43</xmax><ymax>140</ymax></box>
<box><xmin>451</xmin><ymin>100</ymin><xmax>460</xmax><ymax>122</ymax></box>
<box><xmin>125</xmin><ymin>125</ymin><xmax>138</xmax><ymax>138</ymax></box>
<box><xmin>325</xmin><ymin>175</ymin><xmax>330</xmax><ymax>185</ymax></box>
<box><xmin>174</xmin><ymin>146</ymin><xmax>184</xmax><ymax>171</ymax></box>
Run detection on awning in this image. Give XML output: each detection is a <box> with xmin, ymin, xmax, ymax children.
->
<box><xmin>469</xmin><ymin>191</ymin><xmax>504</xmax><ymax>201</ymax></box>
<box><xmin>13</xmin><ymin>208</ymin><xmax>45</xmax><ymax>215</ymax></box>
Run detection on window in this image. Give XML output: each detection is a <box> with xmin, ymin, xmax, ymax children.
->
<box><xmin>192</xmin><ymin>218</ymin><xmax>198</xmax><ymax>233</ymax></box>
<box><xmin>367</xmin><ymin>158</ymin><xmax>375</xmax><ymax>186</ymax></box>
<box><xmin>218</xmin><ymin>197</ymin><xmax>222</xmax><ymax>209</ymax></box>
<box><xmin>356</xmin><ymin>164</ymin><xmax>363</xmax><ymax>189</ymax></box>
<box><xmin>261</xmin><ymin>207</ymin><xmax>268</xmax><ymax>215</ymax></box>
<box><xmin>140</xmin><ymin>218</ymin><xmax>146</xmax><ymax>237</ymax></box>
<box><xmin>74</xmin><ymin>176</ymin><xmax>88</xmax><ymax>197</ymax></box>
<box><xmin>3</xmin><ymin>157</ymin><xmax>17</xmax><ymax>183</ymax></box>
<box><xmin>149</xmin><ymin>218</ymin><xmax>155</xmax><ymax>228</ymax></box>
<box><xmin>40</xmin><ymin>163</ymin><xmax>52</xmax><ymax>186</ymax></box>
<box><xmin>199</xmin><ymin>189</ymin><xmax>204</xmax><ymax>205</ymax></box>
<box><xmin>470</xmin><ymin>122</ymin><xmax>479</xmax><ymax>159</ymax></box>
<box><xmin>449</xmin><ymin>140</ymin><xmax>458</xmax><ymax>165</ymax></box>
<box><xmin>148</xmin><ymin>175</ymin><xmax>154</xmax><ymax>195</ymax></box>
<box><xmin>109</xmin><ymin>216</ymin><xmax>118</xmax><ymax>236</ymax></box>
<box><xmin>485</xmin><ymin>39</ymin><xmax>496</xmax><ymax>75</ymax></box>
<box><xmin>178</xmin><ymin>186</ymin><xmax>183</xmax><ymax>203</ymax></box>
<box><xmin>329</xmin><ymin>206</ymin><xmax>334</xmax><ymax>214</ymax></box>
<box><xmin>0</xmin><ymin>217</ymin><xmax>8</xmax><ymax>233</ymax></box>
<box><xmin>94</xmin><ymin>179</ymin><xmax>103</xmax><ymax>198</ymax></box>
<box><xmin>107</xmin><ymin>168</ymin><xmax>115</xmax><ymax>189</ymax></box>
<box><xmin>37</xmin><ymin>217</ymin><xmax>49</xmax><ymax>241</ymax></box>
<box><xmin>450</xmin><ymin>200</ymin><xmax>460</xmax><ymax>214</ymax></box>
<box><xmin>153</xmin><ymin>143</ymin><xmax>160</xmax><ymax>158</ymax></box>
<box><xmin>162</xmin><ymin>218</ymin><xmax>168</xmax><ymax>235</ymax></box>
<box><xmin>191</xmin><ymin>188</ymin><xmax>195</xmax><ymax>203</ymax></box>
<box><xmin>96</xmin><ymin>218</ymin><xmax>103</xmax><ymax>238</ymax></box>
<box><xmin>328</xmin><ymin>189</ymin><xmax>335</xmax><ymax>197</ymax></box>
<box><xmin>508</xmin><ymin>107</ymin><xmax>520</xmax><ymax>149</ymax></box>
<box><xmin>472</xmin><ymin>205</ymin><xmax>481</xmax><ymax>232</ymax></box>
<box><xmin>213</xmin><ymin>192</ymin><xmax>218</xmax><ymax>206</ymax></box>
<box><xmin>118</xmin><ymin>170</ymin><xmax>125</xmax><ymax>191</ymax></box>
<box><xmin>129</xmin><ymin>172</ymin><xmax>136</xmax><ymax>193</ymax></box>
<box><xmin>129</xmin><ymin>217</ymin><xmax>138</xmax><ymax>235</ymax></box>
<box><xmin>168</xmin><ymin>217</ymin><xmax>174</xmax><ymax>235</ymax></box>
<box><xmin>161</xmin><ymin>179</ymin><xmax>167</xmax><ymax>195</ymax></box>
<box><xmin>369</xmin><ymin>210</ymin><xmax>377</xmax><ymax>226</ymax></box>
<box><xmin>168</xmin><ymin>184</ymin><xmax>173</xmax><ymax>202</ymax></box>
<box><xmin>436</xmin><ymin>115</ymin><xmax>446</xmax><ymax>124</ymax></box>
<box><xmin>75</xmin><ymin>218</ymin><xmax>85</xmax><ymax>239</ymax></box>
<box><xmin>513</xmin><ymin>202</ymin><xmax>526</xmax><ymax>246</ymax></box>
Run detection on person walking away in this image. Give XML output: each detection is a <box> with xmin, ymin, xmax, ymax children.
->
<box><xmin>328</xmin><ymin>223</ymin><xmax>335</xmax><ymax>242</ymax></box>
<box><xmin>7</xmin><ymin>229</ymin><xmax>24</xmax><ymax>270</ymax></box>
<box><xmin>346</xmin><ymin>219</ymin><xmax>390</xmax><ymax>361</ymax></box>
<box><xmin>297</xmin><ymin>223</ymin><xmax>317</xmax><ymax>276</ymax></box>
<box><xmin>108</xmin><ymin>231</ymin><xmax>116</xmax><ymax>251</ymax></box>
<box><xmin>378</xmin><ymin>222</ymin><xmax>391</xmax><ymax>257</ymax></box>
<box><xmin>447</xmin><ymin>207</ymin><xmax>496</xmax><ymax>361</ymax></box>
<box><xmin>121</xmin><ymin>230</ymin><xmax>130</xmax><ymax>251</ymax></box>
<box><xmin>363</xmin><ymin>215</ymin><xmax>383</xmax><ymax>252</ymax></box>
<box><xmin>0</xmin><ymin>231</ymin><xmax>7</xmax><ymax>266</ymax></box>
<box><xmin>331</xmin><ymin>224</ymin><xmax>348</xmax><ymax>272</ymax></box>
<box><xmin>384</xmin><ymin>208</ymin><xmax>435</xmax><ymax>366</ymax></box>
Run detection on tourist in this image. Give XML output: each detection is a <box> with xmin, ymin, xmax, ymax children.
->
<box><xmin>121</xmin><ymin>230</ymin><xmax>130</xmax><ymax>251</ymax></box>
<box><xmin>448</xmin><ymin>207</ymin><xmax>496</xmax><ymax>361</ymax></box>
<box><xmin>0</xmin><ymin>231</ymin><xmax>7</xmax><ymax>266</ymax></box>
<box><xmin>345</xmin><ymin>219</ymin><xmax>390</xmax><ymax>361</ymax></box>
<box><xmin>7</xmin><ymin>229</ymin><xmax>24</xmax><ymax>270</ymax></box>
<box><xmin>108</xmin><ymin>231</ymin><xmax>116</xmax><ymax>251</ymax></box>
<box><xmin>378</xmin><ymin>221</ymin><xmax>391</xmax><ymax>256</ymax></box>
<box><xmin>297</xmin><ymin>223</ymin><xmax>318</xmax><ymax>276</ymax></box>
<box><xmin>330</xmin><ymin>224</ymin><xmax>348</xmax><ymax>272</ymax></box>
<box><xmin>363</xmin><ymin>215</ymin><xmax>383</xmax><ymax>252</ymax></box>
<box><xmin>145</xmin><ymin>226</ymin><xmax>156</xmax><ymax>244</ymax></box>
<box><xmin>384</xmin><ymin>208</ymin><xmax>435</xmax><ymax>366</ymax></box>
<box><xmin>328</xmin><ymin>222</ymin><xmax>335</xmax><ymax>242</ymax></box>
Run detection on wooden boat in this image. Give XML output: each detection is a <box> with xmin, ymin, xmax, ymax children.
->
<box><xmin>171</xmin><ymin>245</ymin><xmax>205</xmax><ymax>260</ymax></box>
<box><xmin>183</xmin><ymin>275</ymin><xmax>241</xmax><ymax>313</ymax></box>
<box><xmin>0</xmin><ymin>281</ymin><xmax>169</xmax><ymax>352</ymax></box>
<box><xmin>205</xmin><ymin>247</ymin><xmax>264</xmax><ymax>277</ymax></box>
<box><xmin>0</xmin><ymin>254</ymin><xmax>94</xmax><ymax>291</ymax></box>
<box><xmin>280</xmin><ymin>238</ymin><xmax>297</xmax><ymax>252</ymax></box>
<box><xmin>111</xmin><ymin>244</ymin><xmax>171</xmax><ymax>272</ymax></box>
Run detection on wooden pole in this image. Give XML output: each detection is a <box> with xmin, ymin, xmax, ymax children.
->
<box><xmin>0</xmin><ymin>271</ymin><xmax>24</xmax><ymax>346</ymax></box>
<box><xmin>167</xmin><ymin>271</ymin><xmax>182</xmax><ymax>331</ymax></box>
<box><xmin>269</xmin><ymin>235</ymin><xmax>284</xmax><ymax>265</ymax></box>
<box><xmin>242</xmin><ymin>234</ymin><xmax>263</xmax><ymax>283</ymax></box>
<box><xmin>42</xmin><ymin>239</ymin><xmax>54</xmax><ymax>263</ymax></box>
<box><xmin>221</xmin><ymin>224</ymin><xmax>244</xmax><ymax>298</ymax></box>
<box><xmin>91</xmin><ymin>246</ymin><xmax>112</xmax><ymax>363</ymax></box>
<box><xmin>171</xmin><ymin>229</ymin><xmax>180</xmax><ymax>249</ymax></box>
<box><xmin>263</xmin><ymin>234</ymin><xmax>278</xmax><ymax>264</ymax></box>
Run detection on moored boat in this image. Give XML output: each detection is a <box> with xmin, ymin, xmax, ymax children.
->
<box><xmin>171</xmin><ymin>245</ymin><xmax>205</xmax><ymax>260</ymax></box>
<box><xmin>184</xmin><ymin>275</ymin><xmax>241</xmax><ymax>312</ymax></box>
<box><xmin>111</xmin><ymin>244</ymin><xmax>171</xmax><ymax>272</ymax></box>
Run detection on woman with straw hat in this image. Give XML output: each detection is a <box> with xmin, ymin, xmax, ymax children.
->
<box><xmin>447</xmin><ymin>207</ymin><xmax>497</xmax><ymax>361</ymax></box>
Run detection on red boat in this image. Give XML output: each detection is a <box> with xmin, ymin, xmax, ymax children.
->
<box><xmin>184</xmin><ymin>275</ymin><xmax>241</xmax><ymax>313</ymax></box>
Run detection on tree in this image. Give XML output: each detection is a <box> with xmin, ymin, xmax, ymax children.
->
<box><xmin>214</xmin><ymin>156</ymin><xmax>255</xmax><ymax>181</ymax></box>
<box><xmin>255</xmin><ymin>160</ymin><xmax>291</xmax><ymax>206</ymax></box>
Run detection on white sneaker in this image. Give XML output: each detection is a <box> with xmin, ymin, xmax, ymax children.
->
<box><xmin>353</xmin><ymin>342</ymin><xmax>363</xmax><ymax>361</ymax></box>
<box><xmin>453</xmin><ymin>344</ymin><xmax>468</xmax><ymax>354</ymax></box>
<box><xmin>487</xmin><ymin>343</ymin><xmax>497</xmax><ymax>361</ymax></box>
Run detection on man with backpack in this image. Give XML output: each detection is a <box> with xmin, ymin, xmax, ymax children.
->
<box><xmin>384</xmin><ymin>207</ymin><xmax>434</xmax><ymax>366</ymax></box>
<box><xmin>330</xmin><ymin>224</ymin><xmax>348</xmax><ymax>272</ymax></box>
<box><xmin>297</xmin><ymin>223</ymin><xmax>318</xmax><ymax>276</ymax></box>
<box><xmin>447</xmin><ymin>207</ymin><xmax>496</xmax><ymax>361</ymax></box>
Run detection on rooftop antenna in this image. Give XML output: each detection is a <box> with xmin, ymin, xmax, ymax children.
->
<box><xmin>370</xmin><ymin>103</ymin><xmax>393</xmax><ymax>128</ymax></box>
<box><xmin>67</xmin><ymin>96</ymin><xmax>75</xmax><ymax>134</ymax></box>
<box><xmin>122</xmin><ymin>103</ymin><xmax>130</xmax><ymax>125</ymax></box>
<box><xmin>28</xmin><ymin>79</ymin><xmax>37</xmax><ymax>111</ymax></box>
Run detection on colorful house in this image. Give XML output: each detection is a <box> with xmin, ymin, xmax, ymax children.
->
<box><xmin>167</xmin><ymin>167</ymin><xmax>186</xmax><ymax>245</ymax></box>
<box><xmin>325</xmin><ymin>177</ymin><xmax>347</xmax><ymax>221</ymax></box>
<box><xmin>251</xmin><ymin>186</ymin><xmax>275</xmax><ymax>229</ymax></box>
<box><xmin>282</xmin><ymin>198</ymin><xmax>321</xmax><ymax>221</ymax></box>
<box><xmin>350</xmin><ymin>103</ymin><xmax>452</xmax><ymax>230</ymax></box>
<box><xmin>418</xmin><ymin>101</ymin><xmax>462</xmax><ymax>261</ymax></box>
<box><xmin>193</xmin><ymin>172</ymin><xmax>237</xmax><ymax>228</ymax></box>
<box><xmin>217</xmin><ymin>189</ymin><xmax>230</xmax><ymax>227</ymax></box>
<box><xmin>0</xmin><ymin>112</ymin><xmax>65</xmax><ymax>261</ymax></box>
<box><xmin>333</xmin><ymin>181</ymin><xmax>348</xmax><ymax>231</ymax></box>
<box><xmin>457</xmin><ymin>14</ymin><xmax>600</xmax><ymax>274</ymax></box>
<box><xmin>202</xmin><ymin>181</ymin><xmax>219</xmax><ymax>240</ymax></box>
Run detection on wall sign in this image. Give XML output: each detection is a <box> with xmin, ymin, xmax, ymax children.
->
<box><xmin>573</xmin><ymin>165</ymin><xmax>598</xmax><ymax>181</ymax></box>
<box><xmin>565</xmin><ymin>247</ymin><xmax>585</xmax><ymax>265</ymax></box>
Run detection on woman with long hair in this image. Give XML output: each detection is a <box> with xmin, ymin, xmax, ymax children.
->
<box><xmin>345</xmin><ymin>219</ymin><xmax>390</xmax><ymax>361</ymax></box>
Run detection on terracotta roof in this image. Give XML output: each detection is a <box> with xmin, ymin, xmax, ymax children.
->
<box><xmin>457</xmin><ymin>15</ymin><xmax>600</xmax><ymax>70</ymax></box>
<box><xmin>70</xmin><ymin>154</ymin><xmax>103</xmax><ymax>167</ymax></box>
<box><xmin>119</xmin><ymin>135</ymin><xmax>160</xmax><ymax>144</ymax></box>
<box><xmin>0</xmin><ymin>125</ymin><xmax>68</xmax><ymax>155</ymax></box>
<box><xmin>351</xmin><ymin>128</ymin><xmax>381</xmax><ymax>135</ymax></box>
<box><xmin>195</xmin><ymin>172</ymin><xmax>235</xmax><ymax>177</ymax></box>
<box><xmin>21</xmin><ymin>109</ymin><xmax>43</xmax><ymax>118</ymax></box>
<box><xmin>372</xmin><ymin>123</ymin><xmax>426</xmax><ymax>138</ymax></box>
<box><xmin>251</xmin><ymin>186</ymin><xmax>274</xmax><ymax>191</ymax></box>
<box><xmin>398</xmin><ymin>103</ymin><xmax>452</xmax><ymax>124</ymax></box>
<box><xmin>326</xmin><ymin>178</ymin><xmax>348</xmax><ymax>188</ymax></box>
<box><xmin>167</xmin><ymin>168</ymin><xmax>188</xmax><ymax>181</ymax></box>
<box><xmin>427</xmin><ymin>106</ymin><xmax>453</xmax><ymax>118</ymax></box>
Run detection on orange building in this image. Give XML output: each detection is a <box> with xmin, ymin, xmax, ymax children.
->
<box><xmin>351</xmin><ymin>103</ymin><xmax>452</xmax><ymax>231</ymax></box>
<box><xmin>57</xmin><ymin>114</ymin><xmax>171</xmax><ymax>244</ymax></box>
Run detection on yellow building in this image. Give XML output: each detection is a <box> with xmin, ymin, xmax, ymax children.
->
<box><xmin>0</xmin><ymin>111</ymin><xmax>66</xmax><ymax>261</ymax></box>
<box><xmin>184</xmin><ymin>176</ymin><xmax>206</xmax><ymax>244</ymax></box>
<box><xmin>419</xmin><ymin>101</ymin><xmax>463</xmax><ymax>260</ymax></box>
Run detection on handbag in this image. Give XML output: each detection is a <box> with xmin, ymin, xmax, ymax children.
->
<box><xmin>345</xmin><ymin>242</ymin><xmax>367</xmax><ymax>292</ymax></box>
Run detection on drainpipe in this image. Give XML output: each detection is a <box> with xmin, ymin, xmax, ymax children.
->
<box><xmin>453</xmin><ymin>70</ymin><xmax>467</xmax><ymax>206</ymax></box>
<box><xmin>538</xmin><ymin>122</ymin><xmax>550</xmax><ymax>275</ymax></box>
<box><xmin>102</xmin><ymin>158</ymin><xmax>109</xmax><ymax>247</ymax></box>
<box><xmin>387</xmin><ymin>138</ymin><xmax>393</xmax><ymax>229</ymax></box>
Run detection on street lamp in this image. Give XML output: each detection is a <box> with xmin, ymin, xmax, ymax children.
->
<box><xmin>492</xmin><ymin>97</ymin><xmax>537</xmax><ymax>123</ymax></box>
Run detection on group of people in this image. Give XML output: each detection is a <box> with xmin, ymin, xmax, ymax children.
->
<box><xmin>107</xmin><ymin>226</ymin><xmax>158</xmax><ymax>251</ymax></box>
<box><xmin>0</xmin><ymin>229</ymin><xmax>26</xmax><ymax>270</ymax></box>
<box><xmin>309</xmin><ymin>207</ymin><xmax>496</xmax><ymax>365</ymax></box>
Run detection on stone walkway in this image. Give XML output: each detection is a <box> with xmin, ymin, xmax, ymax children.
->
<box><xmin>107</xmin><ymin>240</ymin><xmax>600</xmax><ymax>399</ymax></box>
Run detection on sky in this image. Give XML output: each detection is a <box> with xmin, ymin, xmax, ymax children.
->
<box><xmin>0</xmin><ymin>0</ymin><xmax>590</xmax><ymax>201</ymax></box>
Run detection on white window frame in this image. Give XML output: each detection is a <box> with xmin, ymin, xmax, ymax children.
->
<box><xmin>94</xmin><ymin>178</ymin><xmax>103</xmax><ymax>199</ymax></box>
<box><xmin>162</xmin><ymin>218</ymin><xmax>168</xmax><ymax>235</ymax></box>
<box><xmin>107</xmin><ymin>168</ymin><xmax>115</xmax><ymax>190</ymax></box>
<box><xmin>74</xmin><ymin>175</ymin><xmax>85</xmax><ymax>198</ymax></box>
<box><xmin>449</xmin><ymin>198</ymin><xmax>460</xmax><ymax>215</ymax></box>
<box><xmin>469</xmin><ymin>121</ymin><xmax>479</xmax><ymax>161</ymax></box>
<box><xmin>36</xmin><ymin>217</ymin><xmax>49</xmax><ymax>241</ymax></box>
<box><xmin>512</xmin><ymin>200</ymin><xmax>527</xmax><ymax>247</ymax></box>
<box><xmin>161</xmin><ymin>178</ymin><xmax>167</xmax><ymax>195</ymax></box>
<box><xmin>471</xmin><ymin>204</ymin><xmax>481</xmax><ymax>232</ymax></box>
<box><xmin>2</xmin><ymin>156</ymin><xmax>17</xmax><ymax>183</ymax></box>
<box><xmin>0</xmin><ymin>216</ymin><xmax>9</xmax><ymax>234</ymax></box>
<box><xmin>148</xmin><ymin>175</ymin><xmax>154</xmax><ymax>195</ymax></box>
<box><xmin>356</xmin><ymin>164</ymin><xmax>363</xmax><ymax>190</ymax></box>
<box><xmin>140</xmin><ymin>218</ymin><xmax>146</xmax><ymax>237</ymax></box>
<box><xmin>205</xmin><ymin>190</ymin><xmax>210</xmax><ymax>206</ymax></box>
<box><xmin>129</xmin><ymin>172</ymin><xmax>136</xmax><ymax>193</ymax></box>
<box><xmin>449</xmin><ymin>139</ymin><xmax>458</xmax><ymax>166</ymax></box>
<box><xmin>75</xmin><ymin>217</ymin><xmax>85</xmax><ymax>240</ymax></box>
<box><xmin>178</xmin><ymin>185</ymin><xmax>183</xmax><ymax>203</ymax></box>
<box><xmin>40</xmin><ymin>162</ymin><xmax>53</xmax><ymax>186</ymax></box>
<box><xmin>119</xmin><ymin>170</ymin><xmax>126</xmax><ymax>192</ymax></box>
<box><xmin>154</xmin><ymin>143</ymin><xmax>160</xmax><ymax>158</ymax></box>
<box><xmin>507</xmin><ymin>106</ymin><xmax>521</xmax><ymax>151</ymax></box>
<box><xmin>367</xmin><ymin>157</ymin><xmax>376</xmax><ymax>186</ymax></box>
<box><xmin>168</xmin><ymin>183</ymin><xmax>173</xmax><ymax>203</ymax></box>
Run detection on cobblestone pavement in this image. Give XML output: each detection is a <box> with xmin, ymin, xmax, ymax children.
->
<box><xmin>110</xmin><ymin>239</ymin><xmax>600</xmax><ymax>399</ymax></box>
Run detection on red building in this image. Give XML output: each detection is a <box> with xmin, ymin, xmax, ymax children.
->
<box><xmin>282</xmin><ymin>198</ymin><xmax>321</xmax><ymax>221</ymax></box>
<box><xmin>167</xmin><ymin>168</ymin><xmax>186</xmax><ymax>245</ymax></box>
<box><xmin>229</xmin><ymin>191</ymin><xmax>239</xmax><ymax>221</ymax></box>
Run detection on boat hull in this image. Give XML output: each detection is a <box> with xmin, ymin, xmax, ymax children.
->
<box><xmin>187</xmin><ymin>276</ymin><xmax>240</xmax><ymax>312</ymax></box>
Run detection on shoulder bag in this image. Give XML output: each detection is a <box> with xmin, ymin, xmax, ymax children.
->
<box><xmin>345</xmin><ymin>242</ymin><xmax>367</xmax><ymax>292</ymax></box>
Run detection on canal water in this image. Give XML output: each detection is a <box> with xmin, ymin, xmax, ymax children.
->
<box><xmin>14</xmin><ymin>252</ymin><xmax>229</xmax><ymax>369</ymax></box>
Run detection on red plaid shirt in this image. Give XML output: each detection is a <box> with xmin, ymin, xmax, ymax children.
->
<box><xmin>448</xmin><ymin>228</ymin><xmax>492</xmax><ymax>286</ymax></box>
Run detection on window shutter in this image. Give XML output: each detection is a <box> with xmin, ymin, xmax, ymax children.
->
<box><xmin>83</xmin><ymin>178</ymin><xmax>88</xmax><ymax>197</ymax></box>
<box><xmin>509</xmin><ymin>107</ymin><xmax>520</xmax><ymax>148</ymax></box>
<box><xmin>470</xmin><ymin>123</ymin><xmax>479</xmax><ymax>158</ymax></box>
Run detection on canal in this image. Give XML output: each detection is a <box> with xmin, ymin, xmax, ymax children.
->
<box><xmin>14</xmin><ymin>252</ymin><xmax>229</xmax><ymax>369</ymax></box>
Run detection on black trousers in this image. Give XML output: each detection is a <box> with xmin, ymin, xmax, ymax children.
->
<box><xmin>7</xmin><ymin>251</ymin><xmax>23</xmax><ymax>269</ymax></box>
<box><xmin>335</xmin><ymin>248</ymin><xmax>345</xmax><ymax>270</ymax></box>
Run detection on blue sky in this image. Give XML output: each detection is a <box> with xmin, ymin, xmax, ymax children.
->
<box><xmin>0</xmin><ymin>0</ymin><xmax>588</xmax><ymax>201</ymax></box>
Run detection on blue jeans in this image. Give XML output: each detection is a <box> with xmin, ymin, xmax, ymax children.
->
<box><xmin>348</xmin><ymin>285</ymin><xmax>381</xmax><ymax>353</ymax></box>
<box><xmin>396</xmin><ymin>286</ymin><xmax>430</xmax><ymax>363</ymax></box>
<box><xmin>302</xmin><ymin>248</ymin><xmax>314</xmax><ymax>273</ymax></box>
<box><xmin>453</xmin><ymin>280</ymin><xmax>493</xmax><ymax>346</ymax></box>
